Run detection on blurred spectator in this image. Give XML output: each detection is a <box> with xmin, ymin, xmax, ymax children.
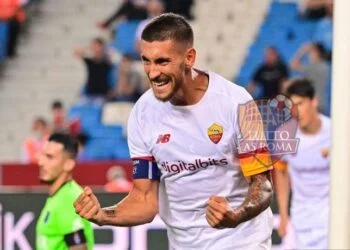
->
<box><xmin>50</xmin><ymin>100</ymin><xmax>82</xmax><ymax>135</ymax></box>
<box><xmin>134</xmin><ymin>0</ymin><xmax>165</xmax><ymax>52</ymax></box>
<box><xmin>109</xmin><ymin>54</ymin><xmax>143</xmax><ymax>102</ymax></box>
<box><xmin>313</xmin><ymin>0</ymin><xmax>333</xmax><ymax>55</ymax></box>
<box><xmin>74</xmin><ymin>38</ymin><xmax>113</xmax><ymax>104</ymax></box>
<box><xmin>104</xmin><ymin>165</ymin><xmax>132</xmax><ymax>192</ymax></box>
<box><xmin>98</xmin><ymin>0</ymin><xmax>148</xmax><ymax>29</ymax></box>
<box><xmin>247</xmin><ymin>46</ymin><xmax>289</xmax><ymax>99</ymax></box>
<box><xmin>21</xmin><ymin>117</ymin><xmax>51</xmax><ymax>164</ymax></box>
<box><xmin>298</xmin><ymin>0</ymin><xmax>326</xmax><ymax>19</ymax></box>
<box><xmin>0</xmin><ymin>0</ymin><xmax>26</xmax><ymax>57</ymax></box>
<box><xmin>51</xmin><ymin>100</ymin><xmax>66</xmax><ymax>132</ymax></box>
<box><xmin>164</xmin><ymin>0</ymin><xmax>193</xmax><ymax>20</ymax></box>
<box><xmin>290</xmin><ymin>42</ymin><xmax>329</xmax><ymax>114</ymax></box>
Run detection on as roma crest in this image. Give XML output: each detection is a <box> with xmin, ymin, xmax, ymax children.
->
<box><xmin>208</xmin><ymin>123</ymin><xmax>223</xmax><ymax>144</ymax></box>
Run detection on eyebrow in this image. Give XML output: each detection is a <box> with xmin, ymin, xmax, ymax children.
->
<box><xmin>45</xmin><ymin>153</ymin><xmax>54</xmax><ymax>159</ymax></box>
<box><xmin>141</xmin><ymin>55</ymin><xmax>171</xmax><ymax>64</ymax></box>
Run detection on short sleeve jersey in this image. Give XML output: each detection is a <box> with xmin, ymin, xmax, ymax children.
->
<box><xmin>128</xmin><ymin>70</ymin><xmax>273</xmax><ymax>249</ymax></box>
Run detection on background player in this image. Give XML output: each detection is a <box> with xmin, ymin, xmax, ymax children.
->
<box><xmin>275</xmin><ymin>78</ymin><xmax>331</xmax><ymax>249</ymax></box>
<box><xmin>36</xmin><ymin>133</ymin><xmax>94</xmax><ymax>250</ymax></box>
<box><xmin>74</xmin><ymin>13</ymin><xmax>274</xmax><ymax>249</ymax></box>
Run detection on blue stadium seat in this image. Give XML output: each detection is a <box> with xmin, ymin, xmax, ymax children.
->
<box><xmin>88</xmin><ymin>125</ymin><xmax>123</xmax><ymax>139</ymax></box>
<box><xmin>0</xmin><ymin>22</ymin><xmax>9</xmax><ymax>63</ymax></box>
<box><xmin>68</xmin><ymin>104</ymin><xmax>102</xmax><ymax>132</ymax></box>
<box><xmin>81</xmin><ymin>139</ymin><xmax>117</xmax><ymax>160</ymax></box>
<box><xmin>113</xmin><ymin>138</ymin><xmax>130</xmax><ymax>160</ymax></box>
<box><xmin>69</xmin><ymin>104</ymin><xmax>130</xmax><ymax>160</ymax></box>
<box><xmin>235</xmin><ymin>2</ymin><xmax>318</xmax><ymax>92</ymax></box>
<box><xmin>112</xmin><ymin>20</ymin><xmax>141</xmax><ymax>59</ymax></box>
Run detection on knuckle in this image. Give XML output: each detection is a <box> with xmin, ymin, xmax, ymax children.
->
<box><xmin>217</xmin><ymin>214</ymin><xmax>223</xmax><ymax>221</ymax></box>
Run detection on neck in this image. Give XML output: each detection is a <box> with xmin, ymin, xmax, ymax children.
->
<box><xmin>49</xmin><ymin>172</ymin><xmax>72</xmax><ymax>196</ymax></box>
<box><xmin>170</xmin><ymin>69</ymin><xmax>209</xmax><ymax>106</ymax></box>
<box><xmin>300</xmin><ymin>113</ymin><xmax>322</xmax><ymax>135</ymax></box>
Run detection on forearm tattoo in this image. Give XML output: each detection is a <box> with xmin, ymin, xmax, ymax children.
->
<box><xmin>103</xmin><ymin>206</ymin><xmax>117</xmax><ymax>218</ymax></box>
<box><xmin>235</xmin><ymin>171</ymin><xmax>273</xmax><ymax>224</ymax></box>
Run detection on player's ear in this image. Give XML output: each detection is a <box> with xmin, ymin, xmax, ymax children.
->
<box><xmin>185</xmin><ymin>47</ymin><xmax>196</xmax><ymax>69</ymax></box>
<box><xmin>63</xmin><ymin>158</ymin><xmax>75</xmax><ymax>172</ymax></box>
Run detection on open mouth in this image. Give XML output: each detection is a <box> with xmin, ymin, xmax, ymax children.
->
<box><xmin>152</xmin><ymin>79</ymin><xmax>170</xmax><ymax>87</ymax></box>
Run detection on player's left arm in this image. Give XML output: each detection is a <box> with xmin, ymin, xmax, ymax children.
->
<box><xmin>206</xmin><ymin>93</ymin><xmax>273</xmax><ymax>228</ymax></box>
<box><xmin>206</xmin><ymin>170</ymin><xmax>272</xmax><ymax>228</ymax></box>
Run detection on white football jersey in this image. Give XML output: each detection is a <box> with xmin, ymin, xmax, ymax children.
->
<box><xmin>283</xmin><ymin>115</ymin><xmax>331</xmax><ymax>232</ymax></box>
<box><xmin>128</xmin><ymin>70</ymin><xmax>273</xmax><ymax>249</ymax></box>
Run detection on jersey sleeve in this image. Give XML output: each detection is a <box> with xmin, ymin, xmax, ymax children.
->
<box><xmin>127</xmin><ymin>105</ymin><xmax>152</xmax><ymax>160</ymax></box>
<box><xmin>234</xmin><ymin>89</ymin><xmax>273</xmax><ymax>177</ymax></box>
<box><xmin>127</xmin><ymin>104</ymin><xmax>161</xmax><ymax>180</ymax></box>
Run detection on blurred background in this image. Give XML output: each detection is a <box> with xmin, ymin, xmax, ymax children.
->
<box><xmin>0</xmin><ymin>0</ymin><xmax>332</xmax><ymax>249</ymax></box>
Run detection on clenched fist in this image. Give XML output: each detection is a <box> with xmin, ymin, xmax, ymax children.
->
<box><xmin>205</xmin><ymin>196</ymin><xmax>239</xmax><ymax>229</ymax></box>
<box><xmin>74</xmin><ymin>187</ymin><xmax>103</xmax><ymax>225</ymax></box>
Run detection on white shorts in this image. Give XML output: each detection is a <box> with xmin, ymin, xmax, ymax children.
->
<box><xmin>170</xmin><ymin>238</ymin><xmax>271</xmax><ymax>250</ymax></box>
<box><xmin>240</xmin><ymin>238</ymin><xmax>271</xmax><ymax>250</ymax></box>
<box><xmin>294</xmin><ymin>227</ymin><xmax>328</xmax><ymax>250</ymax></box>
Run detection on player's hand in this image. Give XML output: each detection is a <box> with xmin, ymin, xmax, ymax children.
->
<box><xmin>205</xmin><ymin>196</ymin><xmax>239</xmax><ymax>229</ymax></box>
<box><xmin>278</xmin><ymin>216</ymin><xmax>289</xmax><ymax>237</ymax></box>
<box><xmin>74</xmin><ymin>187</ymin><xmax>103</xmax><ymax>225</ymax></box>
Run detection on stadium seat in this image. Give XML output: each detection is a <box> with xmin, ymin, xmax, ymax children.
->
<box><xmin>112</xmin><ymin>20</ymin><xmax>141</xmax><ymax>59</ymax></box>
<box><xmin>235</xmin><ymin>2</ymin><xmax>319</xmax><ymax>89</ymax></box>
<box><xmin>102</xmin><ymin>101</ymin><xmax>134</xmax><ymax>132</ymax></box>
<box><xmin>0</xmin><ymin>22</ymin><xmax>8</xmax><ymax>63</ymax></box>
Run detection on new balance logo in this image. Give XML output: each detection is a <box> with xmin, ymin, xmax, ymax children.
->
<box><xmin>156</xmin><ymin>134</ymin><xmax>171</xmax><ymax>144</ymax></box>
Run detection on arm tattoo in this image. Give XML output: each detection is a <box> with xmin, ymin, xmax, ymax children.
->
<box><xmin>234</xmin><ymin>171</ymin><xmax>273</xmax><ymax>225</ymax></box>
<box><xmin>102</xmin><ymin>206</ymin><xmax>117</xmax><ymax>218</ymax></box>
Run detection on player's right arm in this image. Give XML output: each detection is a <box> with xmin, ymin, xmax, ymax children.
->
<box><xmin>274</xmin><ymin>160</ymin><xmax>290</xmax><ymax>237</ymax></box>
<box><xmin>75</xmin><ymin>102</ymin><xmax>160</xmax><ymax>227</ymax></box>
<box><xmin>74</xmin><ymin>177</ymin><xmax>159</xmax><ymax>227</ymax></box>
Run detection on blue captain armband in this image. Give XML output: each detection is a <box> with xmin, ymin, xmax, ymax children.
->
<box><xmin>132</xmin><ymin>158</ymin><xmax>161</xmax><ymax>181</ymax></box>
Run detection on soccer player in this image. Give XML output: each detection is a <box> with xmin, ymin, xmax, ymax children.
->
<box><xmin>36</xmin><ymin>133</ymin><xmax>94</xmax><ymax>250</ymax></box>
<box><xmin>74</xmin><ymin>13</ymin><xmax>274</xmax><ymax>249</ymax></box>
<box><xmin>275</xmin><ymin>78</ymin><xmax>331</xmax><ymax>249</ymax></box>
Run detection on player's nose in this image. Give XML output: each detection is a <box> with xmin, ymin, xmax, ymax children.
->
<box><xmin>148</xmin><ymin>65</ymin><xmax>161</xmax><ymax>80</ymax></box>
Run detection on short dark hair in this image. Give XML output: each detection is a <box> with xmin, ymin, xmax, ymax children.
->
<box><xmin>93</xmin><ymin>37</ymin><xmax>105</xmax><ymax>46</ymax></box>
<box><xmin>34</xmin><ymin>117</ymin><xmax>48</xmax><ymax>126</ymax></box>
<box><xmin>51</xmin><ymin>100</ymin><xmax>63</xmax><ymax>110</ymax></box>
<box><xmin>141</xmin><ymin>13</ymin><xmax>193</xmax><ymax>47</ymax></box>
<box><xmin>48</xmin><ymin>133</ymin><xmax>79</xmax><ymax>159</ymax></box>
<box><xmin>75</xmin><ymin>133</ymin><xmax>89</xmax><ymax>147</ymax></box>
<box><xmin>286</xmin><ymin>78</ymin><xmax>315</xmax><ymax>99</ymax></box>
<box><xmin>312</xmin><ymin>42</ymin><xmax>327</xmax><ymax>60</ymax></box>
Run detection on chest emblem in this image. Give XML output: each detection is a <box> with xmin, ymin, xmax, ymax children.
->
<box><xmin>208</xmin><ymin>123</ymin><xmax>223</xmax><ymax>144</ymax></box>
<box><xmin>43</xmin><ymin>211</ymin><xmax>50</xmax><ymax>224</ymax></box>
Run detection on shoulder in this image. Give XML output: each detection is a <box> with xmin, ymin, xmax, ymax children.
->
<box><xmin>83</xmin><ymin>57</ymin><xmax>91</xmax><ymax>63</ymax></box>
<box><xmin>129</xmin><ymin>89</ymin><xmax>159</xmax><ymax>124</ymax></box>
<box><xmin>56</xmin><ymin>181</ymin><xmax>83</xmax><ymax>202</ymax></box>
<box><xmin>208</xmin><ymin>71</ymin><xmax>252</xmax><ymax>105</ymax></box>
